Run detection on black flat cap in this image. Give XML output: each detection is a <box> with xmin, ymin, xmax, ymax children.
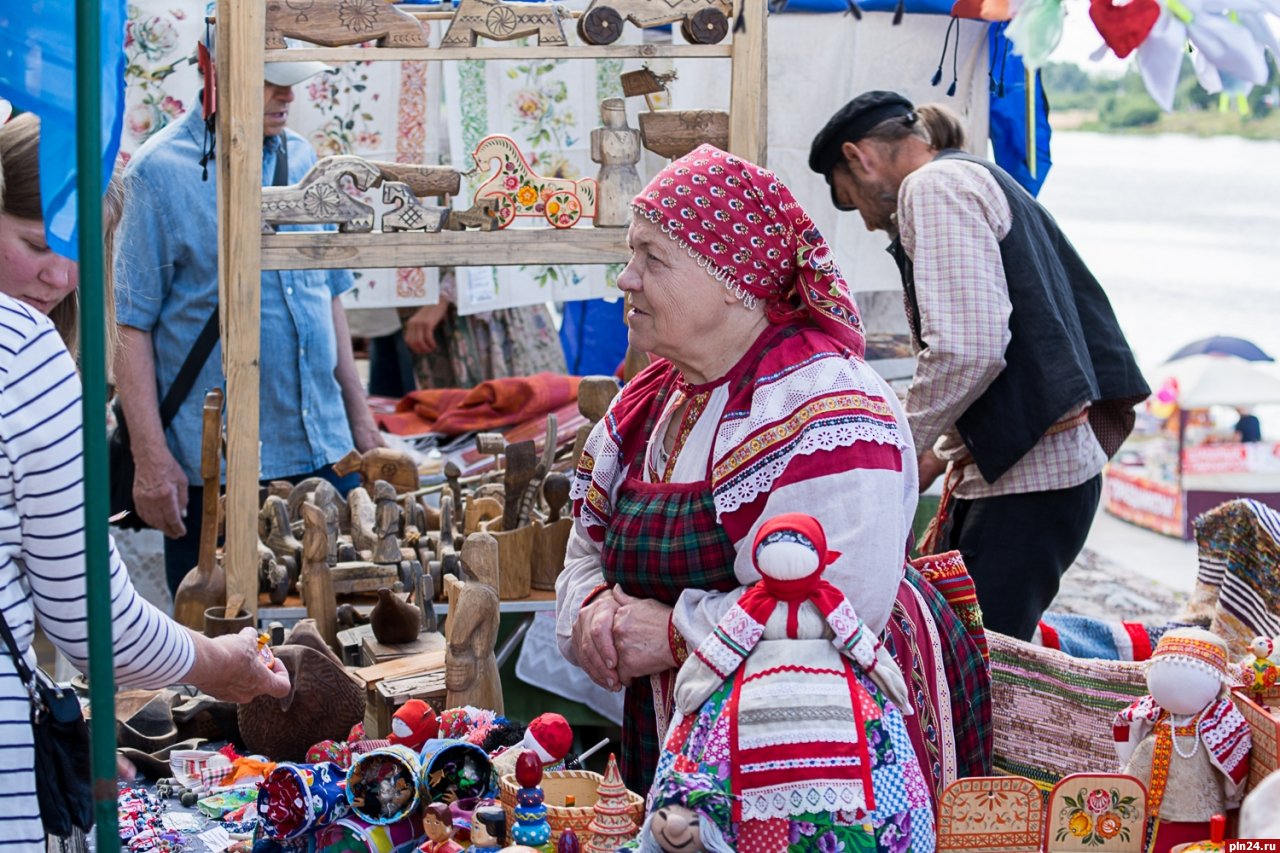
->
<box><xmin>808</xmin><ymin>91</ymin><xmax>916</xmax><ymax>180</ymax></box>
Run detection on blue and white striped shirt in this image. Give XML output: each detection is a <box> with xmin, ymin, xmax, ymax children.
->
<box><xmin>0</xmin><ymin>294</ymin><xmax>195</xmax><ymax>848</ymax></box>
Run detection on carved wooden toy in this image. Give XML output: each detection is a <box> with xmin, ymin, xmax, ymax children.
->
<box><xmin>443</xmin><ymin>198</ymin><xmax>501</xmax><ymax>232</ymax></box>
<box><xmin>382</xmin><ymin>182</ymin><xmax>451</xmax><ymax>233</ymax></box>
<box><xmin>373</xmin><ymin>481</ymin><xmax>405</xmax><ymax>565</ymax></box>
<box><xmin>264</xmin><ymin>0</ymin><xmax>428</xmax><ymax>49</ymax></box>
<box><xmin>371</xmin><ymin>587</ymin><xmax>422</xmax><ymax>645</ymax></box>
<box><xmin>472</xmin><ymin>135</ymin><xmax>597</xmax><ymax>229</ymax></box>
<box><xmin>261</xmin><ymin>155</ymin><xmax>381</xmax><ymax>233</ymax></box>
<box><xmin>441</xmin><ymin>0</ymin><xmax>570</xmax><ymax>47</ymax></box>
<box><xmin>371</xmin><ymin>162</ymin><xmax>461</xmax><ymax>198</ymax></box>
<box><xmin>445</xmin><ymin>549</ymin><xmax>503</xmax><ymax>713</ymax></box>
<box><xmin>577</xmin><ymin>0</ymin><xmax>731</xmax><ymax>44</ymax></box>
<box><xmin>301</xmin><ymin>501</ymin><xmax>340</xmax><ymax>654</ymax></box>
<box><xmin>619</xmin><ymin>69</ymin><xmax>728</xmax><ymax>160</ymax></box>
<box><xmin>348</xmin><ymin>486</ymin><xmax>378</xmax><ymax>554</ymax></box>
<box><xmin>260</xmin><ymin>495</ymin><xmax>303</xmax><ymax>582</ymax></box>
<box><xmin>590</xmin><ymin>99</ymin><xmax>642</xmax><ymax>228</ymax></box>
<box><xmin>333</xmin><ymin>447</ymin><xmax>420</xmax><ymax>494</ymax></box>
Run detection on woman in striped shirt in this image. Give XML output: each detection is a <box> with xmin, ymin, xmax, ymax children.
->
<box><xmin>0</xmin><ymin>116</ymin><xmax>290</xmax><ymax>848</ymax></box>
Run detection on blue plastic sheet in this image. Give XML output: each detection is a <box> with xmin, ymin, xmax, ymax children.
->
<box><xmin>560</xmin><ymin>298</ymin><xmax>629</xmax><ymax>378</ymax></box>
<box><xmin>0</xmin><ymin>0</ymin><xmax>126</xmax><ymax>260</ymax></box>
<box><xmin>987</xmin><ymin>22</ymin><xmax>1052</xmax><ymax>196</ymax></box>
<box><xmin>776</xmin><ymin>0</ymin><xmax>957</xmax><ymax>14</ymax></box>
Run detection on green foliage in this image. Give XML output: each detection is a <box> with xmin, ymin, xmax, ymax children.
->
<box><xmin>1042</xmin><ymin>56</ymin><xmax>1280</xmax><ymax>137</ymax></box>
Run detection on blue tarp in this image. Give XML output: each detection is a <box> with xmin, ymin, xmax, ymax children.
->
<box><xmin>0</xmin><ymin>0</ymin><xmax>126</xmax><ymax>260</ymax></box>
<box><xmin>560</xmin><ymin>298</ymin><xmax>629</xmax><ymax>377</ymax></box>
<box><xmin>988</xmin><ymin>22</ymin><xmax>1052</xmax><ymax>196</ymax></box>
<box><xmin>776</xmin><ymin>0</ymin><xmax>957</xmax><ymax>13</ymax></box>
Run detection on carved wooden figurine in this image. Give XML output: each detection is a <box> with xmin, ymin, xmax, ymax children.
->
<box><xmin>262</xmin><ymin>156</ymin><xmax>381</xmax><ymax>233</ymax></box>
<box><xmin>382</xmin><ymin>182</ymin><xmax>450</xmax><ymax>233</ymax></box>
<box><xmin>577</xmin><ymin>0</ymin><xmax>731</xmax><ymax>44</ymax></box>
<box><xmin>442</xmin><ymin>199</ymin><xmax>501</xmax><ymax>232</ymax></box>
<box><xmin>619</xmin><ymin>69</ymin><xmax>729</xmax><ymax>160</ymax></box>
<box><xmin>373</xmin><ymin>481</ymin><xmax>404</xmax><ymax>564</ymax></box>
<box><xmin>441</xmin><ymin>0</ymin><xmax>570</xmax><ymax>47</ymax></box>
<box><xmin>472</xmin><ymin>135</ymin><xmax>597</xmax><ymax>229</ymax></box>
<box><xmin>260</xmin><ymin>495</ymin><xmax>303</xmax><ymax>577</ymax></box>
<box><xmin>370</xmin><ymin>587</ymin><xmax>422</xmax><ymax>645</ymax></box>
<box><xmin>265</xmin><ymin>0</ymin><xmax>428</xmax><ymax>48</ymax></box>
<box><xmin>590</xmin><ymin>99</ymin><xmax>643</xmax><ymax>228</ymax></box>
<box><xmin>333</xmin><ymin>447</ymin><xmax>420</xmax><ymax>494</ymax></box>
<box><xmin>311</xmin><ymin>480</ymin><xmax>342</xmax><ymax>564</ymax></box>
<box><xmin>445</xmin><ymin>580</ymin><xmax>503</xmax><ymax>714</ymax></box>
<box><xmin>300</xmin><ymin>501</ymin><xmax>340</xmax><ymax>654</ymax></box>
<box><xmin>347</xmin><ymin>487</ymin><xmax>378</xmax><ymax>554</ymax></box>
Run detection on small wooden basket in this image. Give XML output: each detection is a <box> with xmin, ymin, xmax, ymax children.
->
<box><xmin>498</xmin><ymin>770</ymin><xmax>644</xmax><ymax>845</ymax></box>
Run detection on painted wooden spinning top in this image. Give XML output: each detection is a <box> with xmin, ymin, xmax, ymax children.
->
<box><xmin>511</xmin><ymin>751</ymin><xmax>555</xmax><ymax>852</ymax></box>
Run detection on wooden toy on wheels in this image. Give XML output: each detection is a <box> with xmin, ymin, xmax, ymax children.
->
<box><xmin>441</xmin><ymin>0</ymin><xmax>571</xmax><ymax>47</ymax></box>
<box><xmin>471</xmin><ymin>135</ymin><xmax>597</xmax><ymax>229</ymax></box>
<box><xmin>577</xmin><ymin>0</ymin><xmax>732</xmax><ymax>45</ymax></box>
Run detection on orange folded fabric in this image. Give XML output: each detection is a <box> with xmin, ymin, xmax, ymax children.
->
<box><xmin>376</xmin><ymin>373</ymin><xmax>582</xmax><ymax>436</ymax></box>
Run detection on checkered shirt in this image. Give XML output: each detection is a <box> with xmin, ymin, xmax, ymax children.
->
<box><xmin>897</xmin><ymin>159</ymin><xmax>1106</xmax><ymax>499</ymax></box>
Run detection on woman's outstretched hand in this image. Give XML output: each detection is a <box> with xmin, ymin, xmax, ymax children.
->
<box><xmin>185</xmin><ymin>628</ymin><xmax>291</xmax><ymax>704</ymax></box>
<box><xmin>611</xmin><ymin>587</ymin><xmax>676</xmax><ymax>687</ymax></box>
<box><xmin>573</xmin><ymin>592</ymin><xmax>623</xmax><ymax>692</ymax></box>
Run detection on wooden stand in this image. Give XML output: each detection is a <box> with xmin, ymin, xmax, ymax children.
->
<box><xmin>213</xmin><ymin>0</ymin><xmax>768</xmax><ymax>603</ymax></box>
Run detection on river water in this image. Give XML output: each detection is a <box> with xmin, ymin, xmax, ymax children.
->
<box><xmin>1038</xmin><ymin>131</ymin><xmax>1280</xmax><ymax>372</ymax></box>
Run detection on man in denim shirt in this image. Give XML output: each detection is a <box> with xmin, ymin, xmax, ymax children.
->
<box><xmin>115</xmin><ymin>55</ymin><xmax>384</xmax><ymax>595</ymax></box>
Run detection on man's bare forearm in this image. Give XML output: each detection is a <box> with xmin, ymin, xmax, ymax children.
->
<box><xmin>116</xmin><ymin>326</ymin><xmax>169</xmax><ymax>456</ymax></box>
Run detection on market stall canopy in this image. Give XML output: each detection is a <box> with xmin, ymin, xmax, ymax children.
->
<box><xmin>1167</xmin><ymin>336</ymin><xmax>1274</xmax><ymax>364</ymax></box>
<box><xmin>1149</xmin><ymin>354</ymin><xmax>1280</xmax><ymax>409</ymax></box>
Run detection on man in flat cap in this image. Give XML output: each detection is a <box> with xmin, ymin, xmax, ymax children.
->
<box><xmin>809</xmin><ymin>91</ymin><xmax>1148</xmax><ymax>640</ymax></box>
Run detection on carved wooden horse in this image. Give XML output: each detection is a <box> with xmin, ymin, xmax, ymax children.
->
<box><xmin>262</xmin><ymin>155</ymin><xmax>382</xmax><ymax>233</ymax></box>
<box><xmin>441</xmin><ymin>0</ymin><xmax>570</xmax><ymax>47</ymax></box>
<box><xmin>265</xmin><ymin>0</ymin><xmax>428</xmax><ymax>48</ymax></box>
<box><xmin>471</xmin><ymin>135</ymin><xmax>597</xmax><ymax>229</ymax></box>
<box><xmin>382</xmin><ymin>183</ymin><xmax>450</xmax><ymax>233</ymax></box>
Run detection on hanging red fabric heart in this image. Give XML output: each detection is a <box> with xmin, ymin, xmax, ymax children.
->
<box><xmin>1089</xmin><ymin>0</ymin><xmax>1161</xmax><ymax>59</ymax></box>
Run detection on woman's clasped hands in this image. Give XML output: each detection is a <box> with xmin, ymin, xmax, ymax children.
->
<box><xmin>572</xmin><ymin>587</ymin><xmax>676</xmax><ymax>692</ymax></box>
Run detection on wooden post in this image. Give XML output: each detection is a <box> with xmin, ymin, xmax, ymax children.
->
<box><xmin>728</xmin><ymin>0</ymin><xmax>768</xmax><ymax>166</ymax></box>
<box><xmin>217</xmin><ymin>0</ymin><xmax>265</xmax><ymax>618</ymax></box>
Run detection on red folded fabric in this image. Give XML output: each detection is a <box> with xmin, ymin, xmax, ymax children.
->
<box><xmin>376</xmin><ymin>373</ymin><xmax>582</xmax><ymax>436</ymax></box>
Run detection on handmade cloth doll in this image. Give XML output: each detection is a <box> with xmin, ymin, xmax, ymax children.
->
<box><xmin>620</xmin><ymin>773</ymin><xmax>736</xmax><ymax>853</ymax></box>
<box><xmin>1114</xmin><ymin>628</ymin><xmax>1252</xmax><ymax>853</ymax></box>
<box><xmin>389</xmin><ymin>700</ymin><xmax>440</xmax><ymax>752</ymax></box>
<box><xmin>659</xmin><ymin>513</ymin><xmax>935</xmax><ymax>853</ymax></box>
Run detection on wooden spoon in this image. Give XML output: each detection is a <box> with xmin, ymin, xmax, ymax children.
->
<box><xmin>172</xmin><ymin>389</ymin><xmax>227</xmax><ymax>631</ymax></box>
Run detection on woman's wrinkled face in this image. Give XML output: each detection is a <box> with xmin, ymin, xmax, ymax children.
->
<box><xmin>617</xmin><ymin>217</ymin><xmax>736</xmax><ymax>363</ymax></box>
<box><xmin>0</xmin><ymin>213</ymin><xmax>78</xmax><ymax>315</ymax></box>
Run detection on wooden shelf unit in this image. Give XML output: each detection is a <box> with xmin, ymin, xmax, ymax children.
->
<box><xmin>214</xmin><ymin>0</ymin><xmax>768</xmax><ymax>616</ymax></box>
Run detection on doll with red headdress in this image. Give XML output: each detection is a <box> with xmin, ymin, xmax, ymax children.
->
<box><xmin>654</xmin><ymin>513</ymin><xmax>935</xmax><ymax>853</ymax></box>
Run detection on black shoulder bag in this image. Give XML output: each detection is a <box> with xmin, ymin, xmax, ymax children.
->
<box><xmin>0</xmin><ymin>605</ymin><xmax>93</xmax><ymax>836</ymax></box>
<box><xmin>108</xmin><ymin>307</ymin><xmax>220</xmax><ymax>530</ymax></box>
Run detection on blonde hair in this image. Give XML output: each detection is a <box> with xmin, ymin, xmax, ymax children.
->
<box><xmin>0</xmin><ymin>113</ymin><xmax>123</xmax><ymax>372</ymax></box>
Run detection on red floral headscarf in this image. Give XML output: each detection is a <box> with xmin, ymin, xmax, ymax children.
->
<box><xmin>633</xmin><ymin>145</ymin><xmax>865</xmax><ymax>358</ymax></box>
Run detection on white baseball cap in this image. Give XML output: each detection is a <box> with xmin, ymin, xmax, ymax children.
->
<box><xmin>263</xmin><ymin>38</ymin><xmax>335</xmax><ymax>87</ymax></box>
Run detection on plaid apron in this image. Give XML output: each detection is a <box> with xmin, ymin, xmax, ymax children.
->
<box><xmin>598</xmin><ymin>337</ymin><xmax>790</xmax><ymax>794</ymax></box>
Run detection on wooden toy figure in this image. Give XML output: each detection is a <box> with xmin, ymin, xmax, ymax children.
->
<box><xmin>1244</xmin><ymin>635</ymin><xmax>1280</xmax><ymax>698</ymax></box>
<box><xmin>264</xmin><ymin>0</ymin><xmax>428</xmax><ymax>48</ymax></box>
<box><xmin>468</xmin><ymin>807</ymin><xmax>508</xmax><ymax>853</ymax></box>
<box><xmin>261</xmin><ymin>155</ymin><xmax>381</xmax><ymax>233</ymax></box>
<box><xmin>420</xmin><ymin>802</ymin><xmax>464</xmax><ymax>853</ymax></box>
<box><xmin>373</xmin><ymin>480</ymin><xmax>404</xmax><ymax>565</ymax></box>
<box><xmin>576</xmin><ymin>0</ymin><xmax>731</xmax><ymax>45</ymax></box>
<box><xmin>1114</xmin><ymin>628</ymin><xmax>1252</xmax><ymax>853</ymax></box>
<box><xmin>590</xmin><ymin>99</ymin><xmax>642</xmax><ymax>227</ymax></box>
<box><xmin>471</xmin><ymin>135</ymin><xmax>597</xmax><ymax>229</ymax></box>
<box><xmin>441</xmin><ymin>0</ymin><xmax>570</xmax><ymax>47</ymax></box>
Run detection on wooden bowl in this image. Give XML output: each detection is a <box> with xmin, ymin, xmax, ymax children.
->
<box><xmin>204</xmin><ymin>606</ymin><xmax>254</xmax><ymax>638</ymax></box>
<box><xmin>498</xmin><ymin>770</ymin><xmax>644</xmax><ymax>845</ymax></box>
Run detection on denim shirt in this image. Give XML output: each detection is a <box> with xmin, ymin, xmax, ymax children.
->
<box><xmin>115</xmin><ymin>107</ymin><xmax>356</xmax><ymax>483</ymax></box>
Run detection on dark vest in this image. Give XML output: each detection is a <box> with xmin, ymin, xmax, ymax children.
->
<box><xmin>889</xmin><ymin>150</ymin><xmax>1149</xmax><ymax>485</ymax></box>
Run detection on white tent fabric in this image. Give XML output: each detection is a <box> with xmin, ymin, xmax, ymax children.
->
<box><xmin>671</xmin><ymin>12</ymin><xmax>992</xmax><ymax>296</ymax></box>
<box><xmin>1150</xmin><ymin>354</ymin><xmax>1280</xmax><ymax>408</ymax></box>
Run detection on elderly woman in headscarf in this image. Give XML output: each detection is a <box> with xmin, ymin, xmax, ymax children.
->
<box><xmin>555</xmin><ymin>146</ymin><xmax>991</xmax><ymax>799</ymax></box>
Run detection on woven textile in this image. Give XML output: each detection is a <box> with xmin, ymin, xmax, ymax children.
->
<box><xmin>1035</xmin><ymin>613</ymin><xmax>1163</xmax><ymax>662</ymax></box>
<box><xmin>989</xmin><ymin>632</ymin><xmax>1149</xmax><ymax>792</ymax></box>
<box><xmin>377</xmin><ymin>372</ymin><xmax>581</xmax><ymax>437</ymax></box>
<box><xmin>909</xmin><ymin>551</ymin><xmax>987</xmax><ymax>662</ymax></box>
<box><xmin>1180</xmin><ymin>498</ymin><xmax>1280</xmax><ymax>660</ymax></box>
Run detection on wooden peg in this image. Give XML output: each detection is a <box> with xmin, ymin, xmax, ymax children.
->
<box><xmin>476</xmin><ymin>433</ymin><xmax>505</xmax><ymax>475</ymax></box>
<box><xmin>444</xmin><ymin>460</ymin><xmax>463</xmax><ymax>510</ymax></box>
<box><xmin>300</xmin><ymin>501</ymin><xmax>340</xmax><ymax>654</ymax></box>
<box><xmin>543</xmin><ymin>472</ymin><xmax>571</xmax><ymax>523</ymax></box>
